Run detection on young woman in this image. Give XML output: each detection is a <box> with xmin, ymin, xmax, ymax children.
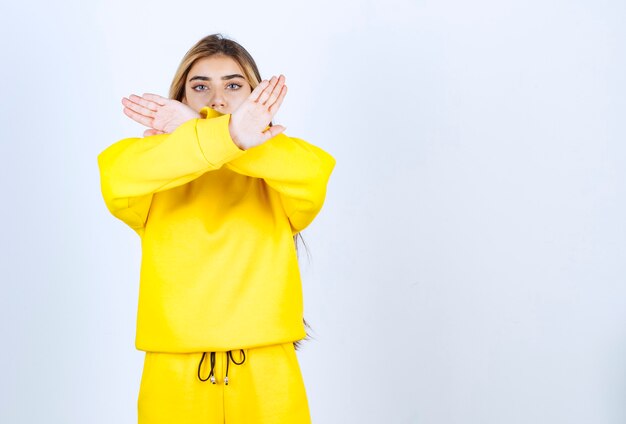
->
<box><xmin>97</xmin><ymin>34</ymin><xmax>335</xmax><ymax>423</ymax></box>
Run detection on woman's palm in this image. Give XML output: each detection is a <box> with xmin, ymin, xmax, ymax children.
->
<box><xmin>229</xmin><ymin>74</ymin><xmax>288</xmax><ymax>150</ymax></box>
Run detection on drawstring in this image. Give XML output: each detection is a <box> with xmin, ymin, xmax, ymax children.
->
<box><xmin>225</xmin><ymin>349</ymin><xmax>246</xmax><ymax>385</ymax></box>
<box><xmin>197</xmin><ymin>350</ymin><xmax>246</xmax><ymax>385</ymax></box>
<box><xmin>197</xmin><ymin>352</ymin><xmax>217</xmax><ymax>383</ymax></box>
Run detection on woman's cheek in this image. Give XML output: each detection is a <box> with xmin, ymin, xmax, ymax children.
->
<box><xmin>230</xmin><ymin>95</ymin><xmax>247</xmax><ymax>111</ymax></box>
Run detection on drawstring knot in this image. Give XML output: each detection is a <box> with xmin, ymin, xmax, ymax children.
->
<box><xmin>197</xmin><ymin>349</ymin><xmax>246</xmax><ymax>385</ymax></box>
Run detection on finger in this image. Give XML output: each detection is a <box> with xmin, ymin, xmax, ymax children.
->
<box><xmin>264</xmin><ymin>75</ymin><xmax>285</xmax><ymax>107</ymax></box>
<box><xmin>262</xmin><ymin>124</ymin><xmax>286</xmax><ymax>142</ymax></box>
<box><xmin>129</xmin><ymin>94</ymin><xmax>159</xmax><ymax>112</ymax></box>
<box><xmin>123</xmin><ymin>96</ymin><xmax>156</xmax><ymax>118</ymax></box>
<box><xmin>257</xmin><ymin>76</ymin><xmax>278</xmax><ymax>104</ymax></box>
<box><xmin>142</xmin><ymin>93</ymin><xmax>167</xmax><ymax>106</ymax></box>
<box><xmin>268</xmin><ymin>84</ymin><xmax>288</xmax><ymax>115</ymax></box>
<box><xmin>143</xmin><ymin>129</ymin><xmax>166</xmax><ymax>137</ymax></box>
<box><xmin>129</xmin><ymin>94</ymin><xmax>161</xmax><ymax>112</ymax></box>
<box><xmin>249</xmin><ymin>80</ymin><xmax>270</xmax><ymax>102</ymax></box>
<box><xmin>123</xmin><ymin>106</ymin><xmax>154</xmax><ymax>128</ymax></box>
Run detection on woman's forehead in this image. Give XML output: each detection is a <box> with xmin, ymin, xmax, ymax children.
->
<box><xmin>189</xmin><ymin>55</ymin><xmax>245</xmax><ymax>79</ymax></box>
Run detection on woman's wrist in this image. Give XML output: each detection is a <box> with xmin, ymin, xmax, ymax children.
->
<box><xmin>228</xmin><ymin>119</ymin><xmax>247</xmax><ymax>150</ymax></box>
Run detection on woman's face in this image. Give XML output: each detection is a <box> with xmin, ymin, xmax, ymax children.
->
<box><xmin>183</xmin><ymin>55</ymin><xmax>252</xmax><ymax>115</ymax></box>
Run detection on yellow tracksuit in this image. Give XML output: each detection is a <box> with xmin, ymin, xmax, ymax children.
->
<box><xmin>97</xmin><ymin>107</ymin><xmax>335</xmax><ymax>423</ymax></box>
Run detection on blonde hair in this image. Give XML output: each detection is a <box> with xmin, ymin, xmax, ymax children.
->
<box><xmin>169</xmin><ymin>34</ymin><xmax>262</xmax><ymax>102</ymax></box>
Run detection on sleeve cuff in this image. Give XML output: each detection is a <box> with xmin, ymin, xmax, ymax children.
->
<box><xmin>195</xmin><ymin>113</ymin><xmax>246</xmax><ymax>167</ymax></box>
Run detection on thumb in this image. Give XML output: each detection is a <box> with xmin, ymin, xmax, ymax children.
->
<box><xmin>262</xmin><ymin>125</ymin><xmax>286</xmax><ymax>141</ymax></box>
<box><xmin>143</xmin><ymin>129</ymin><xmax>165</xmax><ymax>137</ymax></box>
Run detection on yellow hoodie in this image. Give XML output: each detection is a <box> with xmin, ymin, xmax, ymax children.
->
<box><xmin>97</xmin><ymin>107</ymin><xmax>335</xmax><ymax>352</ymax></box>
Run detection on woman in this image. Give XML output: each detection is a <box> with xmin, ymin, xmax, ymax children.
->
<box><xmin>97</xmin><ymin>34</ymin><xmax>335</xmax><ymax>423</ymax></box>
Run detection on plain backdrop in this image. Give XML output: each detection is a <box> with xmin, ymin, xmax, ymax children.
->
<box><xmin>1</xmin><ymin>0</ymin><xmax>625</xmax><ymax>423</ymax></box>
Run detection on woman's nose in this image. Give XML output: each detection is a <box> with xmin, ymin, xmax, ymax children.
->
<box><xmin>210</xmin><ymin>93</ymin><xmax>226</xmax><ymax>109</ymax></box>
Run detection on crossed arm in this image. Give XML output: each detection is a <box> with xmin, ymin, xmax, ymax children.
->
<box><xmin>98</xmin><ymin>75</ymin><xmax>335</xmax><ymax>236</ymax></box>
<box><xmin>121</xmin><ymin>75</ymin><xmax>288</xmax><ymax>148</ymax></box>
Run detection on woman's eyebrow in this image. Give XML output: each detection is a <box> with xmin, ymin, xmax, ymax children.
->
<box><xmin>189</xmin><ymin>74</ymin><xmax>245</xmax><ymax>82</ymax></box>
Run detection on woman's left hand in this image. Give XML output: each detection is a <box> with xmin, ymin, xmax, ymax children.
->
<box><xmin>121</xmin><ymin>93</ymin><xmax>201</xmax><ymax>136</ymax></box>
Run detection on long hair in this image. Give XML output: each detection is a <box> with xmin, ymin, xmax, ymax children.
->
<box><xmin>169</xmin><ymin>34</ymin><xmax>313</xmax><ymax>351</ymax></box>
<box><xmin>294</xmin><ymin>234</ymin><xmax>313</xmax><ymax>351</ymax></box>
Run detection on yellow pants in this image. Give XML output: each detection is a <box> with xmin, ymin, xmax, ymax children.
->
<box><xmin>137</xmin><ymin>342</ymin><xmax>311</xmax><ymax>423</ymax></box>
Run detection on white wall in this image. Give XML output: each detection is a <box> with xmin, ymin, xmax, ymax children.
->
<box><xmin>1</xmin><ymin>0</ymin><xmax>625</xmax><ymax>423</ymax></box>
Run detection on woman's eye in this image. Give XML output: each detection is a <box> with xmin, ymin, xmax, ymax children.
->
<box><xmin>227</xmin><ymin>83</ymin><xmax>242</xmax><ymax>90</ymax></box>
<box><xmin>192</xmin><ymin>85</ymin><xmax>208</xmax><ymax>92</ymax></box>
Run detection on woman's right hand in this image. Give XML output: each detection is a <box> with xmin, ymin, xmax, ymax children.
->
<box><xmin>121</xmin><ymin>94</ymin><xmax>201</xmax><ymax>136</ymax></box>
<box><xmin>228</xmin><ymin>75</ymin><xmax>288</xmax><ymax>150</ymax></box>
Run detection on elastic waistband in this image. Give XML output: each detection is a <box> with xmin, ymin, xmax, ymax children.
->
<box><xmin>197</xmin><ymin>350</ymin><xmax>246</xmax><ymax>385</ymax></box>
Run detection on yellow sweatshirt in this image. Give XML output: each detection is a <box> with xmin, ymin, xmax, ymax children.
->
<box><xmin>97</xmin><ymin>107</ymin><xmax>335</xmax><ymax>352</ymax></box>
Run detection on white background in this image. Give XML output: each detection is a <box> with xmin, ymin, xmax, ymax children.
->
<box><xmin>1</xmin><ymin>0</ymin><xmax>625</xmax><ymax>423</ymax></box>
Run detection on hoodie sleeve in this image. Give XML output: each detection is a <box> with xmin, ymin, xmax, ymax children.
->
<box><xmin>225</xmin><ymin>132</ymin><xmax>336</xmax><ymax>235</ymax></box>
<box><xmin>97</xmin><ymin>114</ymin><xmax>246</xmax><ymax>236</ymax></box>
